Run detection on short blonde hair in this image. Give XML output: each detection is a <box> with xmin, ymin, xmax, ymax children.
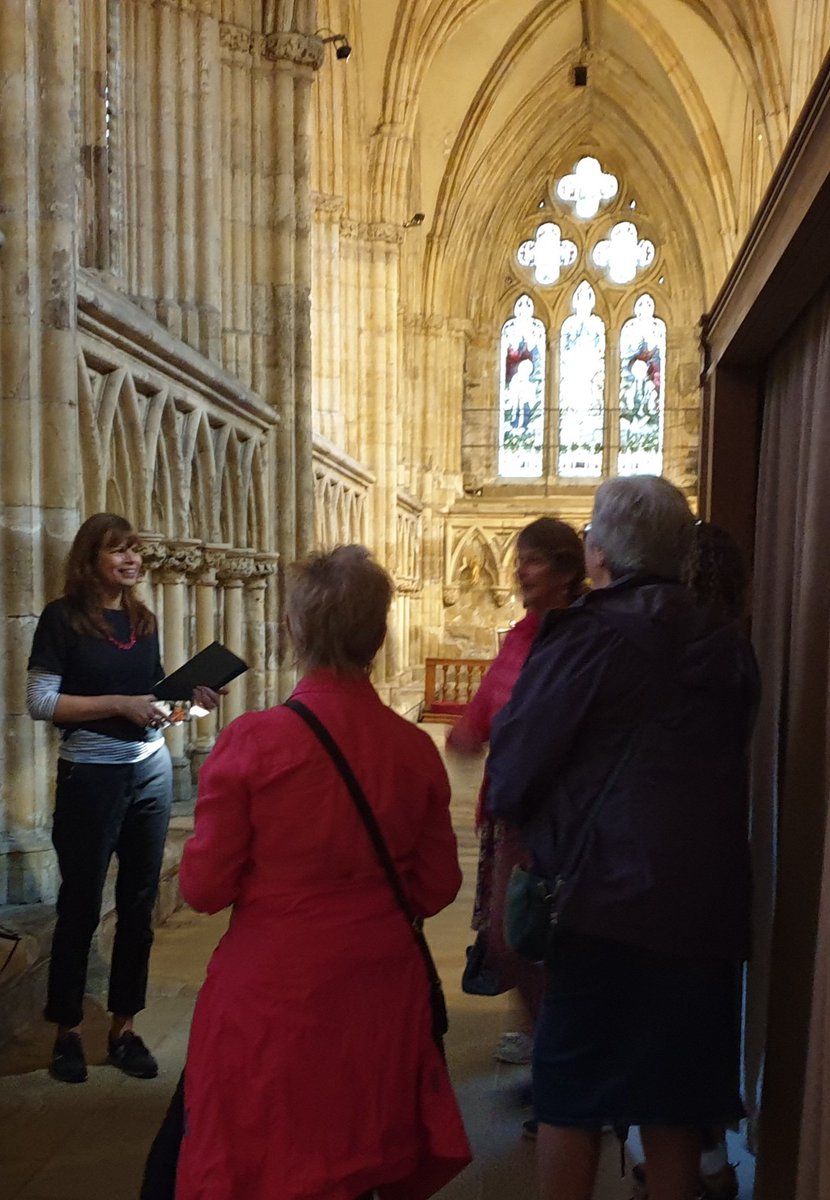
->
<box><xmin>286</xmin><ymin>545</ymin><xmax>393</xmax><ymax>674</ymax></box>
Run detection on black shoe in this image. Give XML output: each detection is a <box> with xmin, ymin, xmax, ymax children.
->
<box><xmin>107</xmin><ymin>1031</ymin><xmax>158</xmax><ymax>1078</ymax></box>
<box><xmin>50</xmin><ymin>1032</ymin><xmax>88</xmax><ymax>1083</ymax></box>
<box><xmin>521</xmin><ymin>1118</ymin><xmax>538</xmax><ymax>1140</ymax></box>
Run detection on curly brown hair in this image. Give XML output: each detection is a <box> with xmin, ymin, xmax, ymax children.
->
<box><xmin>682</xmin><ymin>521</ymin><xmax>749</xmax><ymax>623</ymax></box>
<box><xmin>63</xmin><ymin>513</ymin><xmax>156</xmax><ymax>638</ymax></box>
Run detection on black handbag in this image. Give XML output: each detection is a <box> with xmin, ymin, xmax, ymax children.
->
<box><xmin>284</xmin><ymin>698</ymin><xmax>449</xmax><ymax>1055</ymax></box>
<box><xmin>461</xmin><ymin>930</ymin><xmax>509</xmax><ymax>996</ymax></box>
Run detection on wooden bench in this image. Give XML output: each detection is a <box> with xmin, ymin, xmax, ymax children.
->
<box><xmin>421</xmin><ymin>657</ymin><xmax>492</xmax><ymax>723</ymax></box>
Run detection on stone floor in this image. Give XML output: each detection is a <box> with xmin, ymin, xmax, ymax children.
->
<box><xmin>0</xmin><ymin>730</ymin><xmax>753</xmax><ymax>1199</ymax></box>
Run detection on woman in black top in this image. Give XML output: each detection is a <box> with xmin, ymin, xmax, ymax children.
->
<box><xmin>28</xmin><ymin>513</ymin><xmax>220</xmax><ymax>1084</ymax></box>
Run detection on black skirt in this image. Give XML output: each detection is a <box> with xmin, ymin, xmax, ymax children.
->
<box><xmin>532</xmin><ymin>931</ymin><xmax>745</xmax><ymax>1130</ymax></box>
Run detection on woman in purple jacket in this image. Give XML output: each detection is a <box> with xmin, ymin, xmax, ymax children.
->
<box><xmin>487</xmin><ymin>477</ymin><xmax>758</xmax><ymax>1200</ymax></box>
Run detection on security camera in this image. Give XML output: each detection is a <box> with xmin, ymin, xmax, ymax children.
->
<box><xmin>317</xmin><ymin>31</ymin><xmax>352</xmax><ymax>61</ymax></box>
<box><xmin>404</xmin><ymin>213</ymin><xmax>426</xmax><ymax>228</ymax></box>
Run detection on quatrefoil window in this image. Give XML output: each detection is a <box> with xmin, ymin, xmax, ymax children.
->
<box><xmin>516</xmin><ymin>222</ymin><xmax>578</xmax><ymax>285</ymax></box>
<box><xmin>555</xmin><ymin>156</ymin><xmax>619</xmax><ymax>220</ymax></box>
<box><xmin>592</xmin><ymin>221</ymin><xmax>655</xmax><ymax>285</ymax></box>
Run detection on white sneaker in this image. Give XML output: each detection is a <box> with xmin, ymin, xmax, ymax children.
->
<box><xmin>494</xmin><ymin>1031</ymin><xmax>533</xmax><ymax>1064</ymax></box>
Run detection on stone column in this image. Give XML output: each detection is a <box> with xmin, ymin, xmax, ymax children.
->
<box><xmin>245</xmin><ymin>558</ymin><xmax>277</xmax><ymax>711</ymax></box>
<box><xmin>189</xmin><ymin>548</ymin><xmax>224</xmax><ymax>775</ymax></box>
<box><xmin>158</xmin><ymin>546</ymin><xmax>199</xmax><ymax>802</ymax></box>
<box><xmin>219</xmin><ymin>554</ymin><xmax>255</xmax><ymax>723</ymax></box>
<box><xmin>256</xmin><ymin>29</ymin><xmax>323</xmax><ymax>693</ymax></box>
<box><xmin>0</xmin><ymin>0</ymin><xmax>81</xmax><ymax>903</ymax></box>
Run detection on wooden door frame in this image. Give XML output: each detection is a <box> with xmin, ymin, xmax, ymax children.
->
<box><xmin>699</xmin><ymin>52</ymin><xmax>830</xmax><ymax>1200</ymax></box>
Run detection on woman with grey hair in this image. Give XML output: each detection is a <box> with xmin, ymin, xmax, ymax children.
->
<box><xmin>170</xmin><ymin>545</ymin><xmax>471</xmax><ymax>1200</ymax></box>
<box><xmin>487</xmin><ymin>477</ymin><xmax>758</xmax><ymax>1200</ymax></box>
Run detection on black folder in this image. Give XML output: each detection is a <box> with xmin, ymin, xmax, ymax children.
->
<box><xmin>153</xmin><ymin>641</ymin><xmax>249</xmax><ymax>701</ymax></box>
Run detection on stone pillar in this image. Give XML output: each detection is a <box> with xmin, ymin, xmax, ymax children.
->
<box><xmin>219</xmin><ymin>554</ymin><xmax>255</xmax><ymax>723</ymax></box>
<box><xmin>158</xmin><ymin>553</ymin><xmax>189</xmax><ymax>802</ymax></box>
<box><xmin>245</xmin><ymin>560</ymin><xmax>275</xmax><ymax>712</ymax></box>
<box><xmin>189</xmin><ymin>548</ymin><xmax>224</xmax><ymax>774</ymax></box>
<box><xmin>0</xmin><ymin>0</ymin><xmax>81</xmax><ymax>903</ymax></box>
<box><xmin>256</xmin><ymin>29</ymin><xmax>324</xmax><ymax>692</ymax></box>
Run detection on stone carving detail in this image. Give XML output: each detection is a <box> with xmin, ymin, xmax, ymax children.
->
<box><xmin>219</xmin><ymin>24</ymin><xmax>255</xmax><ymax>53</ymax></box>
<box><xmin>312</xmin><ymin>192</ymin><xmax>345</xmax><ymax>215</ymax></box>
<box><xmin>76</xmin><ymin>345</ymin><xmax>268</xmax><ymax>550</ymax></box>
<box><xmin>365</xmin><ymin>222</ymin><xmax>405</xmax><ymax>245</ymax></box>
<box><xmin>395</xmin><ymin>496</ymin><xmax>423</xmax><ymax>594</ymax></box>
<box><xmin>444</xmin><ymin>522</ymin><xmax>526</xmax><ymax>608</ymax></box>
<box><xmin>262</xmin><ymin>32</ymin><xmax>326</xmax><ymax>69</ymax></box>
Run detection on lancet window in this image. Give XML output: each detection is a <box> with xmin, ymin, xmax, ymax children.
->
<box><xmin>618</xmin><ymin>295</ymin><xmax>666</xmax><ymax>476</ymax></box>
<box><xmin>498</xmin><ymin>296</ymin><xmax>547</xmax><ymax>479</ymax></box>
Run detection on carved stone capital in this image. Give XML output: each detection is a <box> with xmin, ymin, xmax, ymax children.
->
<box><xmin>137</xmin><ymin>541</ymin><xmax>169</xmax><ymax>572</ymax></box>
<box><xmin>339</xmin><ymin>217</ymin><xmax>361</xmax><ymax>240</ymax></box>
<box><xmin>365</xmin><ymin>221</ymin><xmax>404</xmax><ymax>245</ymax></box>
<box><xmin>262</xmin><ymin>32</ymin><xmax>325</xmax><ymax>69</ymax></box>
<box><xmin>312</xmin><ymin>192</ymin><xmax>345</xmax><ymax>215</ymax></box>
<box><xmin>218</xmin><ymin>554</ymin><xmax>257</xmax><ymax>583</ymax></box>
<box><xmin>219</xmin><ymin>23</ymin><xmax>255</xmax><ymax>54</ymax></box>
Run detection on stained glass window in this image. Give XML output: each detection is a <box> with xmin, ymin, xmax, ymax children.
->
<box><xmin>498</xmin><ymin>295</ymin><xmax>546</xmax><ymax>478</ymax></box>
<box><xmin>558</xmin><ymin>282</ymin><xmax>605</xmax><ymax>477</ymax></box>
<box><xmin>592</xmin><ymin>221</ymin><xmax>655</xmax><ymax>284</ymax></box>
<box><xmin>556</xmin><ymin>156</ymin><xmax>618</xmax><ymax>220</ymax></box>
<box><xmin>618</xmin><ymin>295</ymin><xmax>665</xmax><ymax>476</ymax></box>
<box><xmin>517</xmin><ymin>222</ymin><xmax>577</xmax><ymax>285</ymax></box>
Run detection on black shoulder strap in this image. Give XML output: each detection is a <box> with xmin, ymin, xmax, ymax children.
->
<box><xmin>283</xmin><ymin>697</ymin><xmax>442</xmax><ymax>989</ymax></box>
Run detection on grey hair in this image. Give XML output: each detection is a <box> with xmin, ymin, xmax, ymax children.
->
<box><xmin>285</xmin><ymin>544</ymin><xmax>393</xmax><ymax>675</ymax></box>
<box><xmin>590</xmin><ymin>475</ymin><xmax>694</xmax><ymax>580</ymax></box>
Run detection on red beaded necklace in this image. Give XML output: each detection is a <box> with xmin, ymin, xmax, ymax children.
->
<box><xmin>105</xmin><ymin>626</ymin><xmax>137</xmax><ymax>651</ymax></box>
<box><xmin>103</xmin><ymin>604</ymin><xmax>137</xmax><ymax>651</ymax></box>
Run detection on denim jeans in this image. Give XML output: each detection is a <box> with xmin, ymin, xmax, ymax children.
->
<box><xmin>45</xmin><ymin>748</ymin><xmax>173</xmax><ymax>1028</ymax></box>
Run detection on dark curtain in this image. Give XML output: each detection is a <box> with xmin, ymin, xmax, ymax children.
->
<box><xmin>749</xmin><ymin>282</ymin><xmax>830</xmax><ymax>1199</ymax></box>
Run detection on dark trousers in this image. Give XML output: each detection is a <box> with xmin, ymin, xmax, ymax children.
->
<box><xmin>45</xmin><ymin>749</ymin><xmax>172</xmax><ymax>1028</ymax></box>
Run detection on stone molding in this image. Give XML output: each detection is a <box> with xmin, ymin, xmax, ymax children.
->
<box><xmin>219</xmin><ymin>23</ymin><xmax>255</xmax><ymax>53</ymax></box>
<box><xmin>312</xmin><ymin>192</ymin><xmax>346</xmax><ymax>215</ymax></box>
<box><xmin>77</xmin><ymin>271</ymin><xmax>276</xmax><ymax>433</ymax></box>
<box><xmin>338</xmin><ymin>217</ymin><xmax>405</xmax><ymax>244</ymax></box>
<box><xmin>312</xmin><ymin>431</ymin><xmax>376</xmax><ymax>489</ymax></box>
<box><xmin>136</xmin><ymin>542</ymin><xmax>275</xmax><ymax>585</ymax></box>
<box><xmin>218</xmin><ymin>25</ymin><xmax>325</xmax><ymax>69</ymax></box>
<box><xmin>262</xmin><ymin>32</ymin><xmax>326</xmax><ymax>70</ymax></box>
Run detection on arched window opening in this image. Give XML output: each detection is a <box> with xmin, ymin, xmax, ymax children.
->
<box><xmin>556</xmin><ymin>156</ymin><xmax>619</xmax><ymax>220</ymax></box>
<box><xmin>517</xmin><ymin>222</ymin><xmax>577</xmax><ymax>285</ymax></box>
<box><xmin>592</xmin><ymin>221</ymin><xmax>655</xmax><ymax>284</ymax></box>
<box><xmin>498</xmin><ymin>295</ymin><xmax>546</xmax><ymax>478</ymax></box>
<box><xmin>558</xmin><ymin>282</ymin><xmax>605</xmax><ymax>478</ymax></box>
<box><xmin>618</xmin><ymin>295</ymin><xmax>666</xmax><ymax>476</ymax></box>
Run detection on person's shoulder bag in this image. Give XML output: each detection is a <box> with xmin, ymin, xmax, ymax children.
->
<box><xmin>283</xmin><ymin>697</ymin><xmax>449</xmax><ymax>1056</ymax></box>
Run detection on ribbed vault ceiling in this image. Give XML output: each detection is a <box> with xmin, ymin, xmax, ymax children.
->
<box><xmin>330</xmin><ymin>0</ymin><xmax>814</xmax><ymax>316</ymax></box>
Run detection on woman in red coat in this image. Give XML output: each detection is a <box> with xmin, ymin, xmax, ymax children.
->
<box><xmin>447</xmin><ymin>519</ymin><xmax>585</xmax><ymax>1072</ymax></box>
<box><xmin>175</xmin><ymin>545</ymin><xmax>471</xmax><ymax>1200</ymax></box>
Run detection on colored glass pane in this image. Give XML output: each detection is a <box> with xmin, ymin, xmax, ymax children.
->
<box><xmin>618</xmin><ymin>294</ymin><xmax>665</xmax><ymax>475</ymax></box>
<box><xmin>558</xmin><ymin>282</ymin><xmax>605</xmax><ymax>477</ymax></box>
<box><xmin>498</xmin><ymin>295</ymin><xmax>546</xmax><ymax>478</ymax></box>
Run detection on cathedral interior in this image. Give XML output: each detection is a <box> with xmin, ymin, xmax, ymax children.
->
<box><xmin>2</xmin><ymin>2</ymin><xmax>830</xmax><ymax>1197</ymax></box>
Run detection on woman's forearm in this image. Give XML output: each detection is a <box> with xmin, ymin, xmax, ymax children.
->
<box><xmin>52</xmin><ymin>693</ymin><xmax>164</xmax><ymax>728</ymax></box>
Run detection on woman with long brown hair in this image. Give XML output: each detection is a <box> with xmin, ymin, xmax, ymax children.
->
<box><xmin>27</xmin><ymin>513</ymin><xmax>220</xmax><ymax>1085</ymax></box>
